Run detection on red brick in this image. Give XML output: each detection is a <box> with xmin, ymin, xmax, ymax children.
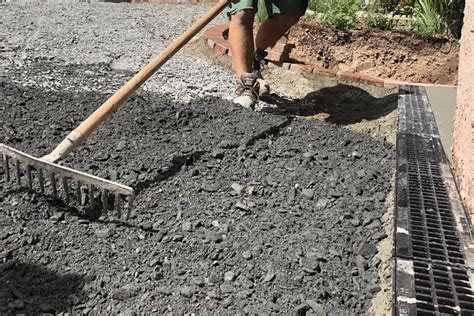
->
<box><xmin>214</xmin><ymin>42</ymin><xmax>229</xmax><ymax>55</ymax></box>
<box><xmin>313</xmin><ymin>66</ymin><xmax>337</xmax><ymax>77</ymax></box>
<box><xmin>336</xmin><ymin>71</ymin><xmax>361</xmax><ymax>81</ymax></box>
<box><xmin>360</xmin><ymin>75</ymin><xmax>384</xmax><ymax>87</ymax></box>
<box><xmin>265</xmin><ymin>51</ymin><xmax>290</xmax><ymax>63</ymax></box>
<box><xmin>266</xmin><ymin>61</ymin><xmax>291</xmax><ymax>70</ymax></box>
<box><xmin>277</xmin><ymin>35</ymin><xmax>289</xmax><ymax>44</ymax></box>
<box><xmin>290</xmin><ymin>63</ymin><xmax>313</xmax><ymax>73</ymax></box>
<box><xmin>383</xmin><ymin>79</ymin><xmax>401</xmax><ymax>89</ymax></box>
<box><xmin>271</xmin><ymin>42</ymin><xmax>294</xmax><ymax>53</ymax></box>
<box><xmin>207</xmin><ymin>39</ymin><xmax>216</xmax><ymax>49</ymax></box>
<box><xmin>203</xmin><ymin>24</ymin><xmax>229</xmax><ymax>40</ymax></box>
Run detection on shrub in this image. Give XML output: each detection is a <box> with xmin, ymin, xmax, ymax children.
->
<box><xmin>321</xmin><ymin>0</ymin><xmax>362</xmax><ymax>30</ymax></box>
<box><xmin>410</xmin><ymin>0</ymin><xmax>453</xmax><ymax>38</ymax></box>
<box><xmin>363</xmin><ymin>1</ymin><xmax>395</xmax><ymax>30</ymax></box>
<box><xmin>256</xmin><ymin>0</ymin><xmax>268</xmax><ymax>22</ymax></box>
<box><xmin>308</xmin><ymin>0</ymin><xmax>327</xmax><ymax>13</ymax></box>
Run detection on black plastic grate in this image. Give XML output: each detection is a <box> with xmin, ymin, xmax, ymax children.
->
<box><xmin>413</xmin><ymin>261</ymin><xmax>474</xmax><ymax>315</ymax></box>
<box><xmin>396</xmin><ymin>133</ymin><xmax>463</xmax><ymax>266</ymax></box>
<box><xmin>394</xmin><ymin>85</ymin><xmax>474</xmax><ymax>315</ymax></box>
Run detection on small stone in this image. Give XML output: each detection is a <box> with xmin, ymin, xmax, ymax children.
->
<box><xmin>303</xmin><ymin>152</ymin><xmax>315</xmax><ymax>161</ymax></box>
<box><xmin>191</xmin><ymin>169</ymin><xmax>200</xmax><ymax>177</ymax></box>
<box><xmin>306</xmin><ymin>299</ymin><xmax>325</xmax><ymax>314</ymax></box>
<box><xmin>222</xmin><ymin>297</ymin><xmax>233</xmax><ymax>308</ymax></box>
<box><xmin>179</xmin><ymin>286</ymin><xmax>194</xmax><ymax>298</ymax></box>
<box><xmin>211</xmin><ymin>150</ymin><xmax>225</xmax><ymax>159</ymax></box>
<box><xmin>371</xmin><ymin>257</ymin><xmax>382</xmax><ymax>268</ymax></box>
<box><xmin>235</xmin><ymin>201</ymin><xmax>250</xmax><ymax>211</ymax></box>
<box><xmin>220</xmin><ymin>284</ymin><xmax>234</xmax><ymax>293</ymax></box>
<box><xmin>209</xmin><ymin>271</ymin><xmax>222</xmax><ymax>283</ymax></box>
<box><xmin>172</xmin><ymin>235</ymin><xmax>184</xmax><ymax>242</ymax></box>
<box><xmin>49</xmin><ymin>212</ymin><xmax>65</xmax><ymax>222</ymax></box>
<box><xmin>358</xmin><ymin>243</ymin><xmax>378</xmax><ymax>259</ymax></box>
<box><xmin>369</xmin><ymin>284</ymin><xmax>382</xmax><ymax>294</ymax></box>
<box><xmin>95</xmin><ymin>228</ymin><xmax>115</xmax><ymax>238</ymax></box>
<box><xmin>193</xmin><ymin>277</ymin><xmax>205</xmax><ymax>287</ymax></box>
<box><xmin>204</xmin><ymin>230</ymin><xmax>223</xmax><ymax>243</ymax></box>
<box><xmin>116</xmin><ymin>140</ymin><xmax>126</xmax><ymax>151</ymax></box>
<box><xmin>263</xmin><ymin>270</ymin><xmax>276</xmax><ymax>283</ymax></box>
<box><xmin>201</xmin><ymin>184</ymin><xmax>219</xmax><ymax>192</ymax></box>
<box><xmin>148</xmin><ymin>258</ymin><xmax>161</xmax><ymax>267</ymax></box>
<box><xmin>231</xmin><ymin>183</ymin><xmax>245</xmax><ymax>195</ymax></box>
<box><xmin>182</xmin><ymin>222</ymin><xmax>193</xmax><ymax>232</ymax></box>
<box><xmin>112</xmin><ymin>284</ymin><xmax>139</xmax><ymax>301</ymax></box>
<box><xmin>301</xmin><ymin>189</ymin><xmax>314</xmax><ymax>200</ymax></box>
<box><xmin>224</xmin><ymin>271</ymin><xmax>235</xmax><ymax>282</ymax></box>
<box><xmin>315</xmin><ymin>198</ymin><xmax>329</xmax><ymax>208</ymax></box>
<box><xmin>246</xmin><ymin>186</ymin><xmax>256</xmax><ymax>195</ymax></box>
<box><xmin>295</xmin><ymin>303</ymin><xmax>311</xmax><ymax>315</ymax></box>
<box><xmin>207</xmin><ymin>291</ymin><xmax>220</xmax><ymax>300</ymax></box>
<box><xmin>242</xmin><ymin>250</ymin><xmax>252</xmax><ymax>260</ymax></box>
<box><xmin>236</xmin><ymin>289</ymin><xmax>254</xmax><ymax>299</ymax></box>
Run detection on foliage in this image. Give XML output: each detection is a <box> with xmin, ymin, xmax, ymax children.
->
<box><xmin>363</xmin><ymin>1</ymin><xmax>395</xmax><ymax>30</ymax></box>
<box><xmin>308</xmin><ymin>0</ymin><xmax>327</xmax><ymax>13</ymax></box>
<box><xmin>410</xmin><ymin>0</ymin><xmax>453</xmax><ymax>38</ymax></box>
<box><xmin>256</xmin><ymin>0</ymin><xmax>268</xmax><ymax>23</ymax></box>
<box><xmin>321</xmin><ymin>0</ymin><xmax>362</xmax><ymax>29</ymax></box>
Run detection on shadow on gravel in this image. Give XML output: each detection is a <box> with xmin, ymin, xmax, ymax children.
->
<box><xmin>261</xmin><ymin>84</ymin><xmax>397</xmax><ymax>124</ymax></box>
<box><xmin>0</xmin><ymin>261</ymin><xmax>85</xmax><ymax>314</ymax></box>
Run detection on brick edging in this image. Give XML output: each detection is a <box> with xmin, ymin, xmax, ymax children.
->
<box><xmin>202</xmin><ymin>23</ymin><xmax>458</xmax><ymax>89</ymax></box>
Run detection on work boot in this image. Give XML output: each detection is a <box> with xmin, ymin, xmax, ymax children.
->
<box><xmin>233</xmin><ymin>72</ymin><xmax>259</xmax><ymax>110</ymax></box>
<box><xmin>253</xmin><ymin>49</ymin><xmax>270</xmax><ymax>97</ymax></box>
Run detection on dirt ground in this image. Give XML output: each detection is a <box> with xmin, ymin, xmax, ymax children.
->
<box><xmin>2</xmin><ymin>2</ymin><xmax>397</xmax><ymax>314</ymax></box>
<box><xmin>287</xmin><ymin>20</ymin><xmax>459</xmax><ymax>85</ymax></box>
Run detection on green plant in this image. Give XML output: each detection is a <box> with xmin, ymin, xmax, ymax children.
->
<box><xmin>321</xmin><ymin>0</ymin><xmax>362</xmax><ymax>29</ymax></box>
<box><xmin>363</xmin><ymin>2</ymin><xmax>395</xmax><ymax>30</ymax></box>
<box><xmin>256</xmin><ymin>0</ymin><xmax>268</xmax><ymax>22</ymax></box>
<box><xmin>308</xmin><ymin>0</ymin><xmax>327</xmax><ymax>13</ymax></box>
<box><xmin>410</xmin><ymin>0</ymin><xmax>454</xmax><ymax>38</ymax></box>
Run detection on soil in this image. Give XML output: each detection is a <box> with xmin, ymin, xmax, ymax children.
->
<box><xmin>287</xmin><ymin>20</ymin><xmax>459</xmax><ymax>85</ymax></box>
<box><xmin>2</xmin><ymin>2</ymin><xmax>396</xmax><ymax>314</ymax></box>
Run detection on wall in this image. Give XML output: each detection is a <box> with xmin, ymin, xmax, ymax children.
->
<box><xmin>452</xmin><ymin>1</ymin><xmax>474</xmax><ymax>219</ymax></box>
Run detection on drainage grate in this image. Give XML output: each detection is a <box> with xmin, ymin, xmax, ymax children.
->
<box><xmin>396</xmin><ymin>133</ymin><xmax>463</xmax><ymax>266</ymax></box>
<box><xmin>394</xmin><ymin>85</ymin><xmax>474</xmax><ymax>315</ymax></box>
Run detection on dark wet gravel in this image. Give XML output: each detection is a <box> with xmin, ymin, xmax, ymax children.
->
<box><xmin>1</xmin><ymin>2</ymin><xmax>395</xmax><ymax>314</ymax></box>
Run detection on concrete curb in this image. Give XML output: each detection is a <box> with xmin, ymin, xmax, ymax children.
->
<box><xmin>202</xmin><ymin>23</ymin><xmax>458</xmax><ymax>89</ymax></box>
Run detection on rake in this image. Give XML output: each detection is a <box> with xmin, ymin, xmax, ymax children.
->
<box><xmin>0</xmin><ymin>0</ymin><xmax>231</xmax><ymax>220</ymax></box>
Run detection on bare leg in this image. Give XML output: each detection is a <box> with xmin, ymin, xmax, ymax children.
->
<box><xmin>229</xmin><ymin>9</ymin><xmax>256</xmax><ymax>78</ymax></box>
<box><xmin>255</xmin><ymin>14</ymin><xmax>301</xmax><ymax>51</ymax></box>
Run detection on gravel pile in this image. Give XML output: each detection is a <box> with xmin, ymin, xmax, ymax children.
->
<box><xmin>1</xmin><ymin>2</ymin><xmax>395</xmax><ymax>314</ymax></box>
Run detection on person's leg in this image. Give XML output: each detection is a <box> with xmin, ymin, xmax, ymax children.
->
<box><xmin>255</xmin><ymin>0</ymin><xmax>307</xmax><ymax>51</ymax></box>
<box><xmin>255</xmin><ymin>14</ymin><xmax>300</xmax><ymax>51</ymax></box>
<box><xmin>229</xmin><ymin>9</ymin><xmax>256</xmax><ymax>78</ymax></box>
<box><xmin>225</xmin><ymin>1</ymin><xmax>260</xmax><ymax>109</ymax></box>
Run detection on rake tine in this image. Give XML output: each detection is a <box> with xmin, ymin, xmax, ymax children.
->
<box><xmin>101</xmin><ymin>189</ymin><xmax>108</xmax><ymax>211</ymax></box>
<box><xmin>125</xmin><ymin>194</ymin><xmax>135</xmax><ymax>221</ymax></box>
<box><xmin>16</xmin><ymin>159</ymin><xmax>21</xmax><ymax>185</ymax></box>
<box><xmin>62</xmin><ymin>177</ymin><xmax>69</xmax><ymax>203</ymax></box>
<box><xmin>38</xmin><ymin>169</ymin><xmax>45</xmax><ymax>194</ymax></box>
<box><xmin>26</xmin><ymin>165</ymin><xmax>33</xmax><ymax>190</ymax></box>
<box><xmin>115</xmin><ymin>193</ymin><xmax>122</xmax><ymax>219</ymax></box>
<box><xmin>3</xmin><ymin>154</ymin><xmax>10</xmax><ymax>182</ymax></box>
<box><xmin>50</xmin><ymin>172</ymin><xmax>57</xmax><ymax>198</ymax></box>
<box><xmin>76</xmin><ymin>181</ymin><xmax>81</xmax><ymax>203</ymax></box>
<box><xmin>89</xmin><ymin>183</ymin><xmax>94</xmax><ymax>207</ymax></box>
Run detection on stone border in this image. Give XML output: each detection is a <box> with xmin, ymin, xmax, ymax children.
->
<box><xmin>203</xmin><ymin>23</ymin><xmax>458</xmax><ymax>89</ymax></box>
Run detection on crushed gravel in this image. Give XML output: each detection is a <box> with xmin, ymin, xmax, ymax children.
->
<box><xmin>1</xmin><ymin>2</ymin><xmax>395</xmax><ymax>314</ymax></box>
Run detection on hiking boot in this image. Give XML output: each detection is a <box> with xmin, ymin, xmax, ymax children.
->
<box><xmin>253</xmin><ymin>49</ymin><xmax>270</xmax><ymax>97</ymax></box>
<box><xmin>233</xmin><ymin>72</ymin><xmax>259</xmax><ymax>110</ymax></box>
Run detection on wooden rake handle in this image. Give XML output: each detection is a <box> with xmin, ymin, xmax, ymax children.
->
<box><xmin>42</xmin><ymin>0</ymin><xmax>231</xmax><ymax>163</ymax></box>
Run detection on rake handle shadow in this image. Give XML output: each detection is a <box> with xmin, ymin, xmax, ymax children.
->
<box><xmin>42</xmin><ymin>0</ymin><xmax>231</xmax><ymax>163</ymax></box>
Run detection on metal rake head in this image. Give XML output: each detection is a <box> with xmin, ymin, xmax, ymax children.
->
<box><xmin>0</xmin><ymin>143</ymin><xmax>135</xmax><ymax>220</ymax></box>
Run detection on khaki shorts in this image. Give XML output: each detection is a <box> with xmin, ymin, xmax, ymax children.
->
<box><xmin>225</xmin><ymin>0</ymin><xmax>308</xmax><ymax>18</ymax></box>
